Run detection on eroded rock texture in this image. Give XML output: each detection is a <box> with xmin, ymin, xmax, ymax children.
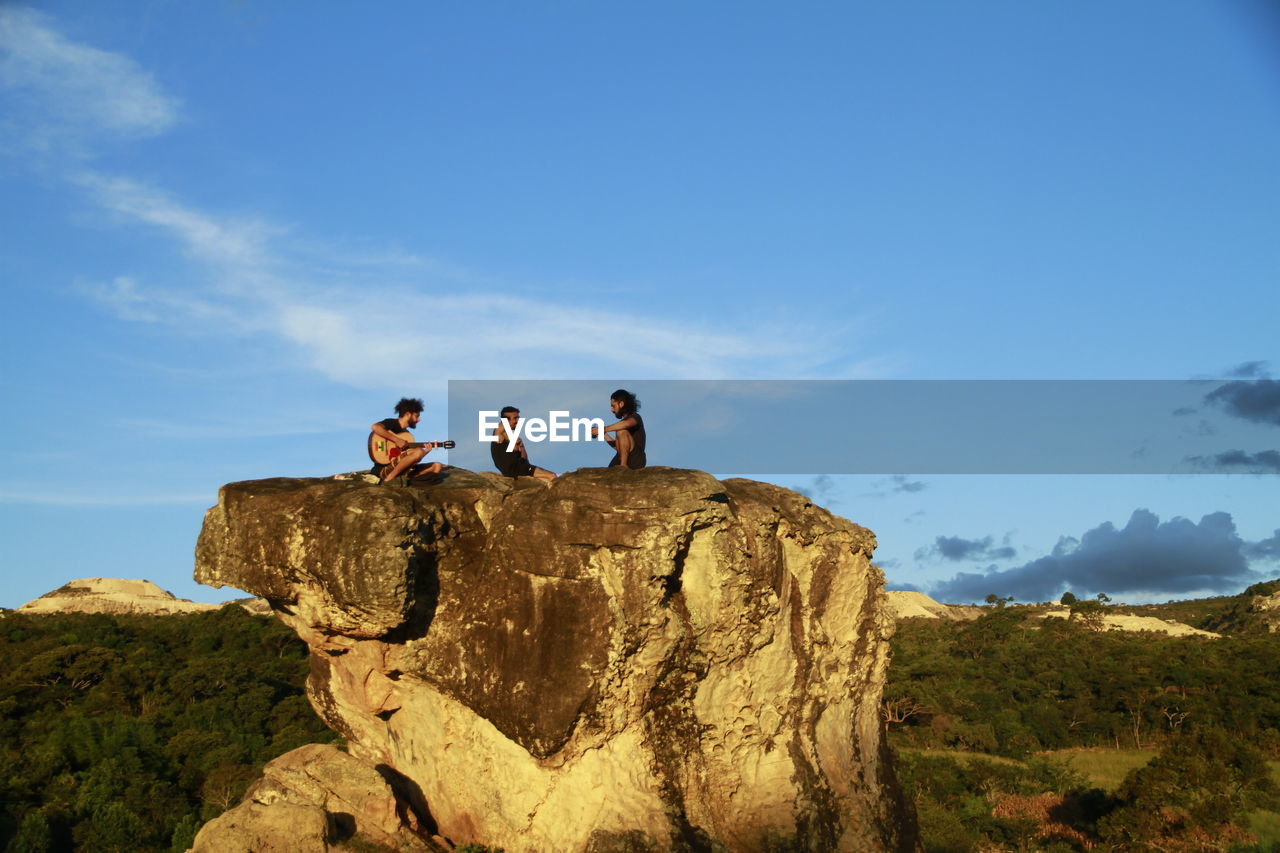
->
<box><xmin>195</xmin><ymin>468</ymin><xmax>916</xmax><ymax>852</ymax></box>
<box><xmin>190</xmin><ymin>744</ymin><xmax>446</xmax><ymax>852</ymax></box>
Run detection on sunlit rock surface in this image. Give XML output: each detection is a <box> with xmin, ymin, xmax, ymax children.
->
<box><xmin>884</xmin><ymin>590</ymin><xmax>982</xmax><ymax>621</ymax></box>
<box><xmin>18</xmin><ymin>578</ymin><xmax>220</xmax><ymax>616</ymax></box>
<box><xmin>195</xmin><ymin>467</ymin><xmax>917</xmax><ymax>852</ymax></box>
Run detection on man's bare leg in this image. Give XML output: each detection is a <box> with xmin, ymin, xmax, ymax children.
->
<box><xmin>613</xmin><ymin>429</ymin><xmax>634</xmax><ymax>468</ymax></box>
<box><xmin>409</xmin><ymin>461</ymin><xmax>444</xmax><ymax>480</ymax></box>
<box><xmin>383</xmin><ymin>448</ymin><xmax>427</xmax><ymax>482</ymax></box>
<box><xmin>531</xmin><ymin>466</ymin><xmax>556</xmax><ymax>481</ymax></box>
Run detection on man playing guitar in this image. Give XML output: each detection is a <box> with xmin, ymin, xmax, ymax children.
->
<box><xmin>370</xmin><ymin>397</ymin><xmax>445</xmax><ymax>483</ymax></box>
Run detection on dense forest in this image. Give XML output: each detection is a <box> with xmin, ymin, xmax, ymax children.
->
<box><xmin>0</xmin><ymin>607</ymin><xmax>334</xmax><ymax>852</ymax></box>
<box><xmin>887</xmin><ymin>584</ymin><xmax>1280</xmax><ymax>851</ymax></box>
<box><xmin>886</xmin><ymin>605</ymin><xmax>1280</xmax><ymax>757</ymax></box>
<box><xmin>3</xmin><ymin>585</ymin><xmax>1279</xmax><ymax>851</ymax></box>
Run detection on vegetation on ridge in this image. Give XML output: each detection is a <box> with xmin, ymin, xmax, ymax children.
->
<box><xmin>0</xmin><ymin>608</ymin><xmax>334</xmax><ymax>852</ymax></box>
<box><xmin>3</xmin><ymin>583</ymin><xmax>1279</xmax><ymax>851</ymax></box>
<box><xmin>888</xmin><ymin>585</ymin><xmax>1280</xmax><ymax>850</ymax></box>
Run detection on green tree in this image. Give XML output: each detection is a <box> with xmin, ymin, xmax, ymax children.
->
<box><xmin>1098</xmin><ymin>728</ymin><xmax>1279</xmax><ymax>850</ymax></box>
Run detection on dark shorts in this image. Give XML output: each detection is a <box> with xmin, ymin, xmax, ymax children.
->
<box><xmin>608</xmin><ymin>452</ymin><xmax>647</xmax><ymax>469</ymax></box>
<box><xmin>493</xmin><ymin>454</ymin><xmax>536</xmax><ymax>478</ymax></box>
<box><xmin>371</xmin><ymin>462</ymin><xmax>433</xmax><ymax>479</ymax></box>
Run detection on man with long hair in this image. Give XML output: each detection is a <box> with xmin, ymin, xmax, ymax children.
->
<box><xmin>369</xmin><ymin>397</ymin><xmax>444</xmax><ymax>483</ymax></box>
<box><xmin>593</xmin><ymin>389</ymin><xmax>647</xmax><ymax>469</ymax></box>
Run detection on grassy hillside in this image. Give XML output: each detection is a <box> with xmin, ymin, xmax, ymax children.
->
<box><xmin>888</xmin><ymin>596</ymin><xmax>1280</xmax><ymax>851</ymax></box>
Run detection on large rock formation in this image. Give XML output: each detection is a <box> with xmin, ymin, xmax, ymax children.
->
<box><xmin>194</xmin><ymin>467</ymin><xmax>916</xmax><ymax>852</ymax></box>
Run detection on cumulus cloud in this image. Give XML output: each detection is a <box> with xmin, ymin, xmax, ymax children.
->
<box><xmin>795</xmin><ymin>475</ymin><xmax>838</xmax><ymax>503</ymax></box>
<box><xmin>1185</xmin><ymin>449</ymin><xmax>1280</xmax><ymax>473</ymax></box>
<box><xmin>1204</xmin><ymin>378</ymin><xmax>1280</xmax><ymax>427</ymax></box>
<box><xmin>915</xmin><ymin>535</ymin><xmax>1016</xmax><ymax>562</ymax></box>
<box><xmin>0</xmin><ymin>7</ymin><xmax>179</xmax><ymax>151</ymax></box>
<box><xmin>861</xmin><ymin>475</ymin><xmax>927</xmax><ymax>499</ymax></box>
<box><xmin>1245</xmin><ymin>530</ymin><xmax>1280</xmax><ymax>562</ymax></box>
<box><xmin>929</xmin><ymin>509</ymin><xmax>1265</xmax><ymax>603</ymax></box>
<box><xmin>1227</xmin><ymin>361</ymin><xmax>1271</xmax><ymax>379</ymax></box>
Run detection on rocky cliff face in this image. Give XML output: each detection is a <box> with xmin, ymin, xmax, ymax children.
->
<box><xmin>194</xmin><ymin>467</ymin><xmax>916</xmax><ymax>852</ymax></box>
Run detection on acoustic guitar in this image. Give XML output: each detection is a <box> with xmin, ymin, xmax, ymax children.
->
<box><xmin>367</xmin><ymin>431</ymin><xmax>456</xmax><ymax>466</ymax></box>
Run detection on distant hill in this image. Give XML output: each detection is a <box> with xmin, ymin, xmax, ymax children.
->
<box><xmin>1066</xmin><ymin>579</ymin><xmax>1280</xmax><ymax>636</ymax></box>
<box><xmin>16</xmin><ymin>578</ymin><xmax>266</xmax><ymax>617</ymax></box>
<box><xmin>1199</xmin><ymin>580</ymin><xmax>1280</xmax><ymax>634</ymax></box>
<box><xmin>1036</xmin><ymin>607</ymin><xmax>1220</xmax><ymax>638</ymax></box>
<box><xmin>885</xmin><ymin>590</ymin><xmax>982</xmax><ymax>621</ymax></box>
<box><xmin>887</xmin><ymin>582</ymin><xmax>1280</xmax><ymax>638</ymax></box>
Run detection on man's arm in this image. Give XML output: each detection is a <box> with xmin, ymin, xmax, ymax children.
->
<box><xmin>370</xmin><ymin>421</ymin><xmax>407</xmax><ymax>448</ymax></box>
<box><xmin>600</xmin><ymin>415</ymin><xmax>638</xmax><ymax>435</ymax></box>
<box><xmin>593</xmin><ymin>416</ymin><xmax>636</xmax><ymax>449</ymax></box>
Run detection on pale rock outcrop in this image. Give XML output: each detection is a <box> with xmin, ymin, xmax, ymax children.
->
<box><xmin>884</xmin><ymin>590</ymin><xmax>981</xmax><ymax>621</ymax></box>
<box><xmin>1247</xmin><ymin>591</ymin><xmax>1280</xmax><ymax>632</ymax></box>
<box><xmin>195</xmin><ymin>468</ymin><xmax>917</xmax><ymax>852</ymax></box>
<box><xmin>1039</xmin><ymin>608</ymin><xmax>1220</xmax><ymax>638</ymax></box>
<box><xmin>17</xmin><ymin>577</ymin><xmax>270</xmax><ymax>617</ymax></box>
<box><xmin>18</xmin><ymin>578</ymin><xmax>220</xmax><ymax>616</ymax></box>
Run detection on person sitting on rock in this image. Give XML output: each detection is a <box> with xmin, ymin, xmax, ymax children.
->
<box><xmin>491</xmin><ymin>406</ymin><xmax>557</xmax><ymax>481</ymax></box>
<box><xmin>591</xmin><ymin>389</ymin><xmax>647</xmax><ymax>469</ymax></box>
<box><xmin>370</xmin><ymin>397</ymin><xmax>444</xmax><ymax>483</ymax></box>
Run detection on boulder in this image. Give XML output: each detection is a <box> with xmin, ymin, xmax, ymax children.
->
<box><xmin>1246</xmin><ymin>591</ymin><xmax>1280</xmax><ymax>633</ymax></box>
<box><xmin>195</xmin><ymin>467</ymin><xmax>917</xmax><ymax>852</ymax></box>
<box><xmin>189</xmin><ymin>744</ymin><xmax>445</xmax><ymax>852</ymax></box>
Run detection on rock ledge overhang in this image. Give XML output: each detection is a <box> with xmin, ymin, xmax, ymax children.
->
<box><xmin>194</xmin><ymin>466</ymin><xmax>918</xmax><ymax>853</ymax></box>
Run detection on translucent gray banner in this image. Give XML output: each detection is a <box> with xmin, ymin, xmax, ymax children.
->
<box><xmin>445</xmin><ymin>379</ymin><xmax>1280</xmax><ymax>475</ymax></box>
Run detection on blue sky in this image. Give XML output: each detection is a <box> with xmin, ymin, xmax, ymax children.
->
<box><xmin>1</xmin><ymin>2</ymin><xmax>1277</xmax><ymax>607</ymax></box>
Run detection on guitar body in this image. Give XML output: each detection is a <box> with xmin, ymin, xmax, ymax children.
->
<box><xmin>368</xmin><ymin>431</ymin><xmax>455</xmax><ymax>465</ymax></box>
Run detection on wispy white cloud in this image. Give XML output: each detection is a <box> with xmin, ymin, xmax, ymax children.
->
<box><xmin>112</xmin><ymin>416</ymin><xmax>354</xmax><ymax>441</ymax></box>
<box><xmin>74</xmin><ymin>173</ymin><xmax>273</xmax><ymax>267</ymax></box>
<box><xmin>76</xmin><ymin>169</ymin><xmax>853</xmax><ymax>385</ymax></box>
<box><xmin>8</xmin><ymin>12</ymin><xmax>882</xmax><ymax>387</ymax></box>
<box><xmin>0</xmin><ymin>489</ymin><xmax>212</xmax><ymax>507</ymax></box>
<box><xmin>0</xmin><ymin>7</ymin><xmax>179</xmax><ymax>152</ymax></box>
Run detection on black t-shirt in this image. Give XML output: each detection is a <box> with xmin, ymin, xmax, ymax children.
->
<box><xmin>376</xmin><ymin>417</ymin><xmax>405</xmax><ymax>435</ymax></box>
<box><xmin>370</xmin><ymin>418</ymin><xmax>410</xmax><ymax>474</ymax></box>
<box><xmin>608</xmin><ymin>412</ymin><xmax>647</xmax><ymax>469</ymax></box>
